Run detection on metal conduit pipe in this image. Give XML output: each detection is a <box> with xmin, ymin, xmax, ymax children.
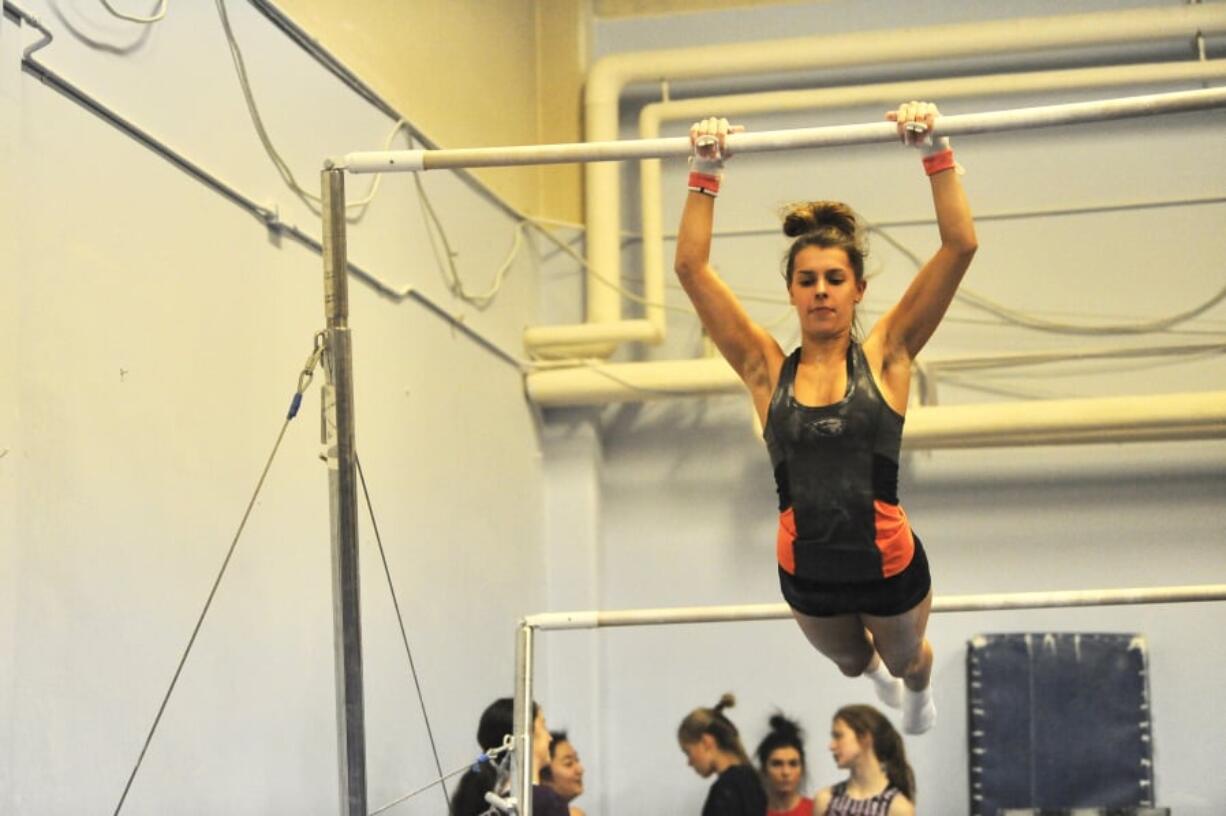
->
<box><xmin>622</xmin><ymin>60</ymin><xmax>1226</xmax><ymax>358</ymax></box>
<box><xmin>570</xmin><ymin>3</ymin><xmax>1226</xmax><ymax>360</ymax></box>
<box><xmin>525</xmin><ymin>356</ymin><xmax>1226</xmax><ymax>447</ymax></box>
<box><xmin>514</xmin><ymin>60</ymin><xmax>1226</xmax><ymax>354</ymax></box>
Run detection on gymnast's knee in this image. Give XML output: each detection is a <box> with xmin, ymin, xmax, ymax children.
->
<box><xmin>831</xmin><ymin>649</ymin><xmax>875</xmax><ymax>678</ymax></box>
<box><xmin>880</xmin><ymin>646</ymin><xmax>921</xmax><ymax>678</ymax></box>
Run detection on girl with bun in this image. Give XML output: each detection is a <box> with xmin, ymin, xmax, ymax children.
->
<box><xmin>755</xmin><ymin>713</ymin><xmax>812</xmax><ymax>816</ymax></box>
<box><xmin>678</xmin><ymin>693</ymin><xmax>767</xmax><ymax>816</ymax></box>
<box><xmin>675</xmin><ymin>102</ymin><xmax>977</xmax><ymax>734</ymax></box>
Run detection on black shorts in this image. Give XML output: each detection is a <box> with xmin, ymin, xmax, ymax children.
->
<box><xmin>778</xmin><ymin>536</ymin><xmax>931</xmax><ymax>618</ymax></box>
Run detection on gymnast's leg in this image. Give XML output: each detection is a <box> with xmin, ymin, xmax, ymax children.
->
<box><xmin>791</xmin><ymin>610</ymin><xmax>904</xmax><ymax>708</ymax></box>
<box><xmin>863</xmin><ymin>590</ymin><xmax>935</xmax><ymax>734</ymax></box>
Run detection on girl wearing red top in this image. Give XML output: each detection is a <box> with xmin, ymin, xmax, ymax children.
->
<box><xmin>755</xmin><ymin>713</ymin><xmax>813</xmax><ymax>816</ymax></box>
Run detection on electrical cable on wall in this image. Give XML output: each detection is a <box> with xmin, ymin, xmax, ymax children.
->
<box><xmin>214</xmin><ymin>0</ymin><xmax>404</xmax><ymax>220</ymax></box>
<box><xmin>99</xmin><ymin>0</ymin><xmax>167</xmax><ymax>25</ymax></box>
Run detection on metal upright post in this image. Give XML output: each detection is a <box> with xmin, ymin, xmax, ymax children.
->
<box><xmin>321</xmin><ymin>168</ymin><xmax>367</xmax><ymax>816</ymax></box>
<box><xmin>513</xmin><ymin>621</ymin><xmax>536</xmax><ymax>816</ymax></box>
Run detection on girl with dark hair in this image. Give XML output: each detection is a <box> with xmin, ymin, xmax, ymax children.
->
<box><xmin>755</xmin><ymin>713</ymin><xmax>811</xmax><ymax>816</ymax></box>
<box><xmin>677</xmin><ymin>693</ymin><xmax>767</xmax><ymax>816</ymax></box>
<box><xmin>815</xmin><ymin>705</ymin><xmax>915</xmax><ymax>816</ymax></box>
<box><xmin>541</xmin><ymin>730</ymin><xmax>587</xmax><ymax>816</ymax></box>
<box><xmin>449</xmin><ymin>698</ymin><xmax>568</xmax><ymax>816</ymax></box>
<box><xmin>675</xmin><ymin>102</ymin><xmax>977</xmax><ymax>734</ymax></box>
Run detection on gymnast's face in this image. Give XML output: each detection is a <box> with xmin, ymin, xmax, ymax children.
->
<box><xmin>680</xmin><ymin>734</ymin><xmax>718</xmax><ymax>778</ymax></box>
<box><xmin>788</xmin><ymin>245</ymin><xmax>864</xmax><ymax>338</ymax></box>
<box><xmin>828</xmin><ymin>718</ymin><xmax>868</xmax><ymax>769</ymax></box>
<box><xmin>764</xmin><ymin>746</ymin><xmax>803</xmax><ymax>798</ymax></box>
<box><xmin>546</xmin><ymin>739</ymin><xmax>585</xmax><ymax>802</ymax></box>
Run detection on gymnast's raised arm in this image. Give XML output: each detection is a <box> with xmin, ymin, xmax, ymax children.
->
<box><xmin>673</xmin><ymin>117</ymin><xmax>784</xmax><ymax>421</ymax></box>
<box><xmin>867</xmin><ymin>101</ymin><xmax>978</xmax><ymax>401</ymax></box>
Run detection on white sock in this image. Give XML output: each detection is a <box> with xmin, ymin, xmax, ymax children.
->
<box><xmin>864</xmin><ymin>662</ymin><xmax>903</xmax><ymax>709</ymax></box>
<box><xmin>902</xmin><ymin>685</ymin><xmax>936</xmax><ymax>735</ymax></box>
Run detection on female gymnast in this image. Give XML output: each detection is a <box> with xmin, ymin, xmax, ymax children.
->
<box><xmin>677</xmin><ymin>693</ymin><xmax>767</xmax><ymax>816</ymax></box>
<box><xmin>674</xmin><ymin>101</ymin><xmax>976</xmax><ymax>734</ymax></box>
<box><xmin>541</xmin><ymin>730</ymin><xmax>587</xmax><ymax>816</ymax></box>
<box><xmin>448</xmin><ymin>698</ymin><xmax>568</xmax><ymax>816</ymax></box>
<box><xmin>755</xmin><ymin>712</ymin><xmax>812</xmax><ymax>816</ymax></box>
<box><xmin>815</xmin><ymin>704</ymin><xmax>915</xmax><ymax>816</ymax></box>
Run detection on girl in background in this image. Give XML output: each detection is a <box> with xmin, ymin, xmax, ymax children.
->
<box><xmin>815</xmin><ymin>704</ymin><xmax>915</xmax><ymax>816</ymax></box>
<box><xmin>678</xmin><ymin>693</ymin><xmax>767</xmax><ymax>816</ymax></box>
<box><xmin>755</xmin><ymin>713</ymin><xmax>812</xmax><ymax>816</ymax></box>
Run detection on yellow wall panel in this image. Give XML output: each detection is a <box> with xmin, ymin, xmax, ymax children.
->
<box><xmin>276</xmin><ymin>0</ymin><xmax>585</xmax><ymax>220</ymax></box>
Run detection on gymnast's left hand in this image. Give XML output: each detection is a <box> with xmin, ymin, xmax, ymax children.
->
<box><xmin>886</xmin><ymin>100</ymin><xmax>942</xmax><ymax>149</ymax></box>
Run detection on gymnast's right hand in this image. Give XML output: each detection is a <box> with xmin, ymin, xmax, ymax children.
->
<box><xmin>688</xmin><ymin>117</ymin><xmax>741</xmax><ymax>197</ymax></box>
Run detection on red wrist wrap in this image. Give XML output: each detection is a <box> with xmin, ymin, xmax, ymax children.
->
<box><xmin>922</xmin><ymin>148</ymin><xmax>956</xmax><ymax>176</ymax></box>
<box><xmin>687</xmin><ymin>172</ymin><xmax>721</xmax><ymax>197</ymax></box>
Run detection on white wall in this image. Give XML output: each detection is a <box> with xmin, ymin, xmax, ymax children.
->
<box><xmin>1</xmin><ymin>3</ymin><xmax>564</xmax><ymax>814</ymax></box>
<box><xmin>550</xmin><ymin>1</ymin><xmax>1226</xmax><ymax>815</ymax></box>
<box><xmin>4</xmin><ymin>2</ymin><xmax>1225</xmax><ymax>816</ymax></box>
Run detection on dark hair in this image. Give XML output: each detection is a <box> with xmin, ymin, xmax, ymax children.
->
<box><xmin>780</xmin><ymin>201</ymin><xmax>866</xmax><ymax>286</ymax></box>
<box><xmin>755</xmin><ymin>712</ymin><xmax>807</xmax><ymax>784</ymax></box>
<box><xmin>677</xmin><ymin>692</ymin><xmax>752</xmax><ymax>766</ymax></box>
<box><xmin>834</xmin><ymin>704</ymin><xmax>915</xmax><ymax>802</ymax></box>
<box><xmin>539</xmin><ymin>729</ymin><xmax>570</xmax><ymax>783</ymax></box>
<box><xmin>450</xmin><ymin>698</ymin><xmax>540</xmax><ymax>816</ymax></box>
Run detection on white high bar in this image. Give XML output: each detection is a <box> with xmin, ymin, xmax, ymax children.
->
<box><xmin>522</xmin><ymin>584</ymin><xmax>1226</xmax><ymax>630</ymax></box>
<box><xmin>336</xmin><ymin>86</ymin><xmax>1226</xmax><ymax>173</ymax></box>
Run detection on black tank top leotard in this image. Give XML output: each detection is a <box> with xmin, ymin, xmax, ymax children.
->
<box><xmin>764</xmin><ymin>342</ymin><xmax>915</xmax><ymax>583</ymax></box>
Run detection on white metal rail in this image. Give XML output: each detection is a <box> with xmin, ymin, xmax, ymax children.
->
<box><xmin>336</xmin><ymin>86</ymin><xmax>1226</xmax><ymax>174</ymax></box>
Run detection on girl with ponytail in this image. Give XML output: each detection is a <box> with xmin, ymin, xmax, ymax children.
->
<box><xmin>755</xmin><ymin>713</ymin><xmax>812</xmax><ymax>816</ymax></box>
<box><xmin>815</xmin><ymin>705</ymin><xmax>915</xmax><ymax>816</ymax></box>
<box><xmin>676</xmin><ymin>103</ymin><xmax>977</xmax><ymax>735</ymax></box>
<box><xmin>677</xmin><ymin>693</ymin><xmax>767</xmax><ymax>816</ymax></box>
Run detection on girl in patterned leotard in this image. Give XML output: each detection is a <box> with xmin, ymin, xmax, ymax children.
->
<box><xmin>814</xmin><ymin>705</ymin><xmax>914</xmax><ymax>816</ymax></box>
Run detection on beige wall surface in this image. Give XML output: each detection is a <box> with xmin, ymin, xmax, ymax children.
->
<box><xmin>275</xmin><ymin>0</ymin><xmax>585</xmax><ymax>221</ymax></box>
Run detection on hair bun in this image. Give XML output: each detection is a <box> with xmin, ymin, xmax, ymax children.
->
<box><xmin>714</xmin><ymin>692</ymin><xmax>737</xmax><ymax>713</ymax></box>
<box><xmin>781</xmin><ymin>201</ymin><xmax>858</xmax><ymax>239</ymax></box>
<box><xmin>768</xmin><ymin>713</ymin><xmax>803</xmax><ymax>740</ymax></box>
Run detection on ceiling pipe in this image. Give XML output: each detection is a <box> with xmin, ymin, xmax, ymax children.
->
<box><xmin>528</xmin><ymin>3</ymin><xmax>1226</xmax><ymax>358</ymax></box>
<box><xmin>636</xmin><ymin>59</ymin><xmax>1226</xmax><ymax>359</ymax></box>
<box><xmin>525</xmin><ymin>359</ymin><xmax>1226</xmax><ymax>447</ymax></box>
<box><xmin>525</xmin><ymin>342</ymin><xmax>1226</xmax><ymax>407</ymax></box>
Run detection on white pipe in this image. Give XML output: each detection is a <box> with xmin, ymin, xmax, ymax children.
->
<box><xmin>900</xmin><ymin>390</ymin><xmax>1226</xmax><ymax>448</ymax></box>
<box><xmin>574</xmin><ymin>3</ymin><xmax>1226</xmax><ymax>356</ymax></box>
<box><xmin>635</xmin><ymin>61</ymin><xmax>1226</xmax><ymax>358</ymax></box>
<box><xmin>341</xmin><ymin>86</ymin><xmax>1226</xmax><ymax>173</ymax></box>
<box><xmin>523</xmin><ymin>584</ymin><xmax>1226</xmax><ymax>630</ymax></box>
<box><xmin>527</xmin><ymin>357</ymin><xmax>741</xmax><ymax>404</ymax></box>
<box><xmin>525</xmin><ymin>361</ymin><xmax>1226</xmax><ymax>445</ymax></box>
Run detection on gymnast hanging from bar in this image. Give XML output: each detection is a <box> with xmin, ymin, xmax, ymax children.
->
<box><xmin>674</xmin><ymin>102</ymin><xmax>976</xmax><ymax>734</ymax></box>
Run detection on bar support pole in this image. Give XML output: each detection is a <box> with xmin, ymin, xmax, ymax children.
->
<box><xmin>513</xmin><ymin>621</ymin><xmax>536</xmax><ymax>816</ymax></box>
<box><xmin>321</xmin><ymin>168</ymin><xmax>367</xmax><ymax>816</ymax></box>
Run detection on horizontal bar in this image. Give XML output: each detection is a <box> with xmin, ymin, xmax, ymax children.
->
<box><xmin>337</xmin><ymin>86</ymin><xmax>1226</xmax><ymax>174</ymax></box>
<box><xmin>523</xmin><ymin>584</ymin><xmax>1226</xmax><ymax>630</ymax></box>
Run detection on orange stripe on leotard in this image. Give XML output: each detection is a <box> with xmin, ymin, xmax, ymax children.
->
<box><xmin>777</xmin><ymin>503</ymin><xmax>914</xmax><ymax>579</ymax></box>
<box><xmin>776</xmin><ymin>506</ymin><xmax>797</xmax><ymax>575</ymax></box>
<box><xmin>874</xmin><ymin>500</ymin><xmax>915</xmax><ymax>578</ymax></box>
